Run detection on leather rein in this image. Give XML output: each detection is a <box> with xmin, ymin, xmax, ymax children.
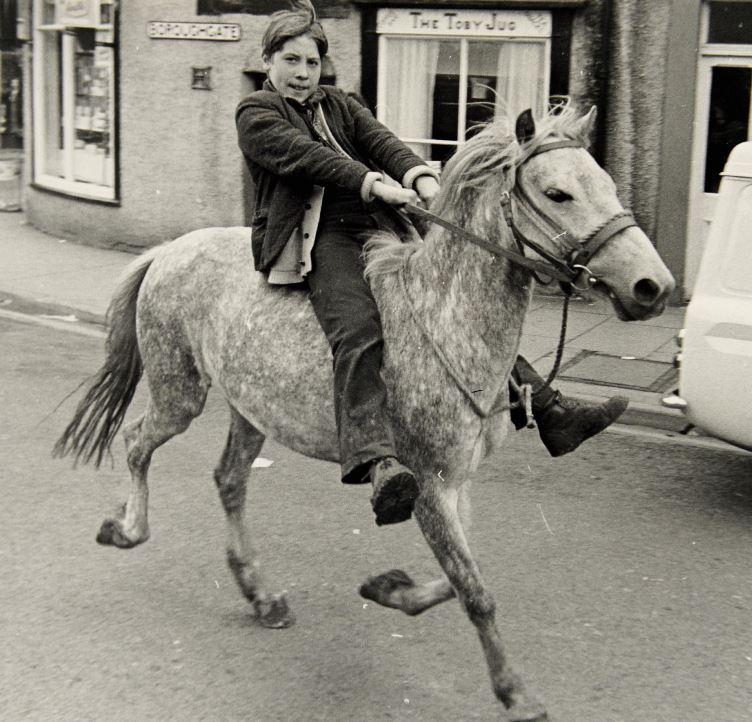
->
<box><xmin>406</xmin><ymin>139</ymin><xmax>637</xmax><ymax>293</ymax></box>
<box><xmin>401</xmin><ymin>139</ymin><xmax>638</xmax><ymax>403</ymax></box>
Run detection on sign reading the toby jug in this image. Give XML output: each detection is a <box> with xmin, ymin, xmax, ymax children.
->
<box><xmin>377</xmin><ymin>8</ymin><xmax>551</xmax><ymax>37</ymax></box>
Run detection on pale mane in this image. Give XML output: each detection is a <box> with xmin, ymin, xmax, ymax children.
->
<box><xmin>364</xmin><ymin>98</ymin><xmax>589</xmax><ymax>280</ymax></box>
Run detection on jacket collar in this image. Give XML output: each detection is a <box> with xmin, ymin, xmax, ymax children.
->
<box><xmin>263</xmin><ymin>78</ymin><xmax>325</xmax><ymax>108</ymax></box>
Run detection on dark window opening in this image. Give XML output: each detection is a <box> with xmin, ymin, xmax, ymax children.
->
<box><xmin>704</xmin><ymin>66</ymin><xmax>750</xmax><ymax>193</ymax></box>
<box><xmin>0</xmin><ymin>48</ymin><xmax>21</xmax><ymax>148</ymax></box>
<box><xmin>0</xmin><ymin>0</ymin><xmax>20</xmax><ymax>149</ymax></box>
<box><xmin>709</xmin><ymin>2</ymin><xmax>752</xmax><ymax>44</ymax></box>
<box><xmin>430</xmin><ymin>73</ymin><xmax>459</xmax><ymax>164</ymax></box>
<box><xmin>0</xmin><ymin>0</ymin><xmax>17</xmax><ymax>44</ymax></box>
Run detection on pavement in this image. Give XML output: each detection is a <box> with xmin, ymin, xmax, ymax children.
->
<box><xmin>0</xmin><ymin>208</ymin><xmax>689</xmax><ymax>433</ymax></box>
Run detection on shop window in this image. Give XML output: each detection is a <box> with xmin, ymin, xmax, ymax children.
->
<box><xmin>0</xmin><ymin>50</ymin><xmax>23</xmax><ymax>150</ymax></box>
<box><xmin>376</xmin><ymin>8</ymin><xmax>551</xmax><ymax>165</ymax></box>
<box><xmin>32</xmin><ymin>0</ymin><xmax>117</xmax><ymax>201</ymax></box>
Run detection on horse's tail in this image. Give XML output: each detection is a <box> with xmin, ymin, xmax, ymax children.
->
<box><xmin>53</xmin><ymin>246</ymin><xmax>162</xmax><ymax>467</ymax></box>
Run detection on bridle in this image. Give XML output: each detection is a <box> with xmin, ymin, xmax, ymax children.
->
<box><xmin>406</xmin><ymin>139</ymin><xmax>637</xmax><ymax>294</ymax></box>
<box><xmin>503</xmin><ymin>139</ymin><xmax>637</xmax><ymax>291</ymax></box>
<box><xmin>402</xmin><ymin>138</ymin><xmax>638</xmax><ymax>397</ymax></box>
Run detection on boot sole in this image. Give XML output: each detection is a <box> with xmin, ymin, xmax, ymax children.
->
<box><xmin>372</xmin><ymin>471</ymin><xmax>419</xmax><ymax>526</ymax></box>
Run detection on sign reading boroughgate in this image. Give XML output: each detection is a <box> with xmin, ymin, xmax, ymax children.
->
<box><xmin>376</xmin><ymin>8</ymin><xmax>551</xmax><ymax>38</ymax></box>
<box><xmin>147</xmin><ymin>21</ymin><xmax>241</xmax><ymax>41</ymax></box>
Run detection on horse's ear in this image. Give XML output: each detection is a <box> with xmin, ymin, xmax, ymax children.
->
<box><xmin>575</xmin><ymin>106</ymin><xmax>598</xmax><ymax>143</ymax></box>
<box><xmin>515</xmin><ymin>109</ymin><xmax>536</xmax><ymax>145</ymax></box>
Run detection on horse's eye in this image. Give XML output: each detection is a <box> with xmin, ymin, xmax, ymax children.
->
<box><xmin>545</xmin><ymin>189</ymin><xmax>572</xmax><ymax>203</ymax></box>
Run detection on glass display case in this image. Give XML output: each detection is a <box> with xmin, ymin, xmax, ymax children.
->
<box><xmin>73</xmin><ymin>43</ymin><xmax>114</xmax><ymax>186</ymax></box>
<box><xmin>0</xmin><ymin>48</ymin><xmax>23</xmax><ymax>150</ymax></box>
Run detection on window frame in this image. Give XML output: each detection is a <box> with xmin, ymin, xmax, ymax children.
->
<box><xmin>696</xmin><ymin>1</ymin><xmax>752</xmax><ymax>193</ymax></box>
<box><xmin>374</xmin><ymin>8</ymin><xmax>552</xmax><ymax>161</ymax></box>
<box><xmin>32</xmin><ymin>0</ymin><xmax>119</xmax><ymax>202</ymax></box>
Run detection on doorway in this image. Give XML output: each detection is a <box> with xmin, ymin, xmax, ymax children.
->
<box><xmin>686</xmin><ymin>2</ymin><xmax>752</xmax><ymax>295</ymax></box>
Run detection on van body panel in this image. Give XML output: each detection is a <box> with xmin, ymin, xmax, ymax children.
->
<box><xmin>679</xmin><ymin>142</ymin><xmax>752</xmax><ymax>451</ymax></box>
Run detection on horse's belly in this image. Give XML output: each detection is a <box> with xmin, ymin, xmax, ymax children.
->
<box><xmin>207</xmin><ymin>287</ymin><xmax>340</xmax><ymax>462</ymax></box>
<box><xmin>216</xmin><ymin>344</ymin><xmax>340</xmax><ymax>463</ymax></box>
<box><xmin>142</xmin><ymin>229</ymin><xmax>341</xmax><ymax>463</ymax></box>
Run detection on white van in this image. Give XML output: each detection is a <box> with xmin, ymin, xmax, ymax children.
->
<box><xmin>664</xmin><ymin>142</ymin><xmax>752</xmax><ymax>451</ymax></box>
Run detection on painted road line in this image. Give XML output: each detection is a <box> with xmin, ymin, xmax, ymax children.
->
<box><xmin>0</xmin><ymin>308</ymin><xmax>105</xmax><ymax>339</ymax></box>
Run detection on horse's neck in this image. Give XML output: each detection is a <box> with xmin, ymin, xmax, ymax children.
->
<box><xmin>404</xmin><ymin>204</ymin><xmax>532</xmax><ymax>389</ymax></box>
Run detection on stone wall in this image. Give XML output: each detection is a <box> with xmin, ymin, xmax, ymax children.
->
<box><xmin>25</xmin><ymin>0</ymin><xmax>361</xmax><ymax>250</ymax></box>
<box><xmin>24</xmin><ymin>0</ymin><xmax>674</xmax><ymax>252</ymax></box>
<box><xmin>603</xmin><ymin>0</ymin><xmax>670</xmax><ymax>240</ymax></box>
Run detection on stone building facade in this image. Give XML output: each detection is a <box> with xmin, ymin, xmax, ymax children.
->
<box><xmin>16</xmin><ymin>0</ymin><xmax>752</xmax><ymax>299</ymax></box>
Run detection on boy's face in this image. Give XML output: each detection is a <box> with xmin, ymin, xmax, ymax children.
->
<box><xmin>263</xmin><ymin>33</ymin><xmax>322</xmax><ymax>103</ymax></box>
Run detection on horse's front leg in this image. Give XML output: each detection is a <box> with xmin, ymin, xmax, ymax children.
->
<box><xmin>415</xmin><ymin>482</ymin><xmax>547</xmax><ymax>722</ymax></box>
<box><xmin>360</xmin><ymin>569</ymin><xmax>455</xmax><ymax>615</ymax></box>
<box><xmin>359</xmin><ymin>482</ymin><xmax>474</xmax><ymax>614</ymax></box>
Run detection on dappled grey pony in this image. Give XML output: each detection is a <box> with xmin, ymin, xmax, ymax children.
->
<box><xmin>56</xmin><ymin>105</ymin><xmax>674</xmax><ymax>721</ymax></box>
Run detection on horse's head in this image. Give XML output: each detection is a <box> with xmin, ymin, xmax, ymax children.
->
<box><xmin>508</xmin><ymin>106</ymin><xmax>675</xmax><ymax>320</ymax></box>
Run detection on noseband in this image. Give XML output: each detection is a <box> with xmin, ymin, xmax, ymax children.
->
<box><xmin>407</xmin><ymin>139</ymin><xmax>637</xmax><ymax>293</ymax></box>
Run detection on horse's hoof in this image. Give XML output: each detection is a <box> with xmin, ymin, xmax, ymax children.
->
<box><xmin>254</xmin><ymin>594</ymin><xmax>294</xmax><ymax>629</ymax></box>
<box><xmin>359</xmin><ymin>569</ymin><xmax>415</xmax><ymax>604</ymax></box>
<box><xmin>507</xmin><ymin>700</ymin><xmax>548</xmax><ymax>722</ymax></box>
<box><xmin>96</xmin><ymin>519</ymin><xmax>147</xmax><ymax>548</ymax></box>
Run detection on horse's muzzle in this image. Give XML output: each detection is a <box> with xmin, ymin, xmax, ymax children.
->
<box><xmin>597</xmin><ymin>276</ymin><xmax>673</xmax><ymax>321</ymax></box>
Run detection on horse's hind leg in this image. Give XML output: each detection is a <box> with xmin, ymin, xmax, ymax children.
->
<box><xmin>96</xmin><ymin>393</ymin><xmax>203</xmax><ymax>547</ymax></box>
<box><xmin>214</xmin><ymin>405</ymin><xmax>294</xmax><ymax>629</ymax></box>
<box><xmin>414</xmin><ymin>484</ymin><xmax>547</xmax><ymax>722</ymax></box>
<box><xmin>97</xmin><ymin>351</ymin><xmax>208</xmax><ymax>548</ymax></box>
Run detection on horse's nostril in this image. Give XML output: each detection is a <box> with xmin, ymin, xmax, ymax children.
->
<box><xmin>633</xmin><ymin>278</ymin><xmax>661</xmax><ymax>306</ymax></box>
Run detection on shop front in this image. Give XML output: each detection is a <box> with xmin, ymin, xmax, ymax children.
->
<box><xmin>21</xmin><ymin>0</ymin><xmax>363</xmax><ymax>249</ymax></box>
<box><xmin>20</xmin><ymin>0</ymin><xmax>585</xmax><ymax>250</ymax></box>
<box><xmin>372</xmin><ymin>7</ymin><xmax>554</xmax><ymax>165</ymax></box>
<box><xmin>352</xmin><ymin>2</ymin><xmax>586</xmax><ymax>165</ymax></box>
<box><xmin>21</xmin><ymin>0</ymin><xmax>719</xmax><ymax>302</ymax></box>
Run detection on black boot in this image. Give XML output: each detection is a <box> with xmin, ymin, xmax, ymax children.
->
<box><xmin>370</xmin><ymin>457</ymin><xmax>419</xmax><ymax>526</ymax></box>
<box><xmin>535</xmin><ymin>391</ymin><xmax>629</xmax><ymax>457</ymax></box>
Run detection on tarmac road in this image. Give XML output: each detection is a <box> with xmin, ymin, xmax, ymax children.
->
<box><xmin>2</xmin><ymin>315</ymin><xmax>751</xmax><ymax>722</ymax></box>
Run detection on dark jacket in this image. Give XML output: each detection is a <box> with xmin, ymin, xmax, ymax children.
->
<box><xmin>235</xmin><ymin>82</ymin><xmax>429</xmax><ymax>272</ymax></box>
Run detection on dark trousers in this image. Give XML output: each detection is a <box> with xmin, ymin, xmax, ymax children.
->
<box><xmin>306</xmin><ymin>196</ymin><xmax>551</xmax><ymax>480</ymax></box>
<box><xmin>307</xmin><ymin>198</ymin><xmax>396</xmax><ymax>484</ymax></box>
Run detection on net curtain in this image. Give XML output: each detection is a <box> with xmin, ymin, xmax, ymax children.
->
<box><xmin>494</xmin><ymin>41</ymin><xmax>546</xmax><ymax>120</ymax></box>
<box><xmin>382</xmin><ymin>38</ymin><xmax>440</xmax><ymax>156</ymax></box>
<box><xmin>383</xmin><ymin>37</ymin><xmax>546</xmax><ymax>157</ymax></box>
